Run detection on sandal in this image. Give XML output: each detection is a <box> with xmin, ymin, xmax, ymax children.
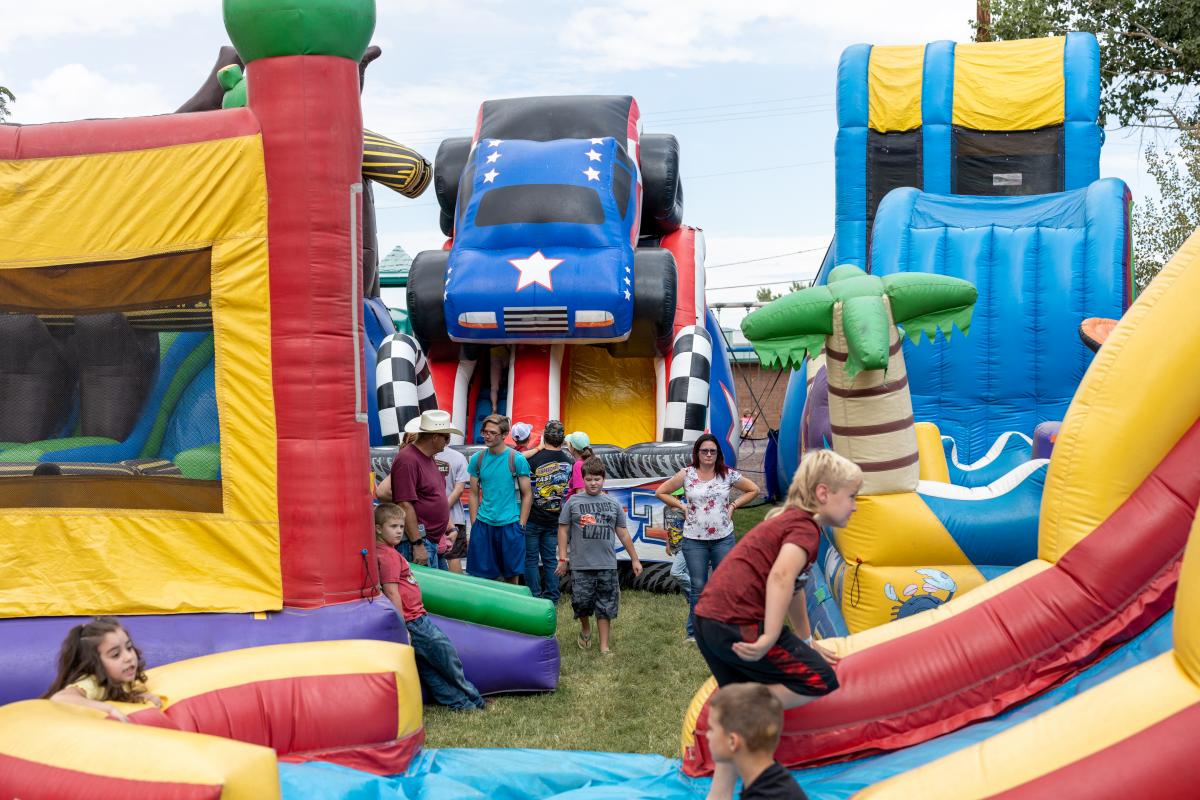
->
<box><xmin>577</xmin><ymin>631</ymin><xmax>592</xmax><ymax>650</ymax></box>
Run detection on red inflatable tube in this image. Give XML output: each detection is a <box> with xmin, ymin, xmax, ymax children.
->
<box><xmin>0</xmin><ymin>109</ymin><xmax>259</xmax><ymax>160</ymax></box>
<box><xmin>685</xmin><ymin>418</ymin><xmax>1200</xmax><ymax>774</ymax></box>
<box><xmin>251</xmin><ymin>55</ymin><xmax>375</xmax><ymax>608</ymax></box>
<box><xmin>128</xmin><ymin>671</ymin><xmax>420</xmax><ymax>775</ymax></box>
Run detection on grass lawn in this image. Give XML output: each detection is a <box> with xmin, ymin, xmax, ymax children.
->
<box><xmin>424</xmin><ymin>502</ymin><xmax>778</xmax><ymax>755</ymax></box>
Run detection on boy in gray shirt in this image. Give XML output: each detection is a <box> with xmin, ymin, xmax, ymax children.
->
<box><xmin>556</xmin><ymin>456</ymin><xmax>643</xmax><ymax>654</ymax></box>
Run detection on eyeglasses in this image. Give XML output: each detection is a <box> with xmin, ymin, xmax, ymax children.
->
<box><xmin>698</xmin><ymin>448</ymin><xmax>719</xmax><ymax>454</ymax></box>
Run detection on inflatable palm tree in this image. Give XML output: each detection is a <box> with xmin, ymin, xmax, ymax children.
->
<box><xmin>743</xmin><ymin>264</ymin><xmax>976</xmax><ymax>494</ymax></box>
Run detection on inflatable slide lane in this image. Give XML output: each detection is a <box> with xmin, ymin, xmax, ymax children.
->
<box><xmin>684</xmin><ymin>222</ymin><xmax>1200</xmax><ymax>774</ymax></box>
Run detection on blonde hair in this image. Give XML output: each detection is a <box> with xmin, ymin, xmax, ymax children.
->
<box><xmin>767</xmin><ymin>449</ymin><xmax>862</xmax><ymax>519</ymax></box>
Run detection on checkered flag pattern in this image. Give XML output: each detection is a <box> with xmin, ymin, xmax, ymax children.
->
<box><xmin>376</xmin><ymin>333</ymin><xmax>438</xmax><ymax>445</ymax></box>
<box><xmin>662</xmin><ymin>325</ymin><xmax>711</xmax><ymax>442</ymax></box>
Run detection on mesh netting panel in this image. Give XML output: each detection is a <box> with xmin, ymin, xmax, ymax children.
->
<box><xmin>0</xmin><ymin>249</ymin><xmax>222</xmax><ymax>510</ymax></box>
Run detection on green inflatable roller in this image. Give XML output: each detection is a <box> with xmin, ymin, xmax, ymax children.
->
<box><xmin>410</xmin><ymin>564</ymin><xmax>556</xmax><ymax>637</ymax></box>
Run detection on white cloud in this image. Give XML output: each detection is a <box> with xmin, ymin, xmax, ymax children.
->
<box><xmin>12</xmin><ymin>64</ymin><xmax>172</xmax><ymax>124</ymax></box>
<box><xmin>556</xmin><ymin>0</ymin><xmax>974</xmax><ymax>73</ymax></box>
<box><xmin>0</xmin><ymin>0</ymin><xmax>213</xmax><ymax>51</ymax></box>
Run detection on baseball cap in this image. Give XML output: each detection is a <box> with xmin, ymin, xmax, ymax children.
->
<box><xmin>511</xmin><ymin>422</ymin><xmax>533</xmax><ymax>442</ymax></box>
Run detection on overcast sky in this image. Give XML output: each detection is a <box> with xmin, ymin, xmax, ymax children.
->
<box><xmin>0</xmin><ymin>0</ymin><xmax>1165</xmax><ymax>330</ymax></box>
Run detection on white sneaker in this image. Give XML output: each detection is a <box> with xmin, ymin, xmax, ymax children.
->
<box><xmin>683</xmin><ymin>636</ymin><xmax>696</xmax><ymax>644</ymax></box>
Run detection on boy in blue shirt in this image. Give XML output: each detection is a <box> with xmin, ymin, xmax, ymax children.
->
<box><xmin>467</xmin><ymin>414</ymin><xmax>532</xmax><ymax>583</ymax></box>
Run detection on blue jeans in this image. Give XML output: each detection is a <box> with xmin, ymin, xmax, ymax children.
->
<box><xmin>399</xmin><ymin>538</ymin><xmax>446</xmax><ymax>571</ymax></box>
<box><xmin>406</xmin><ymin>614</ymin><xmax>485</xmax><ymax>711</ymax></box>
<box><xmin>524</xmin><ymin>520</ymin><xmax>560</xmax><ymax>602</ymax></box>
<box><xmin>683</xmin><ymin>533</ymin><xmax>736</xmax><ymax>637</ymax></box>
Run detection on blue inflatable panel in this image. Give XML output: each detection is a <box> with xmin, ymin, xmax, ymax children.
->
<box><xmin>870</xmin><ymin>179</ymin><xmax>1131</xmax><ymax>464</ymax></box>
<box><xmin>278</xmin><ymin>614</ymin><xmax>1172</xmax><ymax>799</ymax></box>
<box><xmin>364</xmin><ymin>295</ymin><xmax>396</xmax><ymax>446</ymax></box>
<box><xmin>918</xmin><ymin>461</ymin><xmax>1047</xmax><ymax>567</ymax></box>
<box><xmin>1064</xmin><ymin>32</ymin><xmax>1102</xmax><ymax>190</ymax></box>
<box><xmin>705</xmin><ymin>308</ymin><xmax>739</xmax><ymax>467</ymax></box>
<box><xmin>943</xmin><ymin>430</ymin><xmax>1032</xmax><ymax>488</ymax></box>
<box><xmin>920</xmin><ymin>40</ymin><xmax>955</xmax><ymax>195</ymax></box>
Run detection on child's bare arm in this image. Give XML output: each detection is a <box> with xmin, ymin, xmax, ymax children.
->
<box><xmin>50</xmin><ymin>686</ymin><xmax>131</xmax><ymax>722</ymax></box>
<box><xmin>613</xmin><ymin>526</ymin><xmax>642</xmax><ymax>576</ymax></box>
<box><xmin>788</xmin><ymin>587</ymin><xmax>811</xmax><ymax>639</ymax></box>
<box><xmin>555</xmin><ymin>523</ymin><xmax>570</xmax><ymax>576</ymax></box>
<box><xmin>732</xmin><ymin>543</ymin><xmax>807</xmax><ymax>662</ymax></box>
<box><xmin>380</xmin><ymin>582</ymin><xmax>407</xmax><ymax>613</ymax></box>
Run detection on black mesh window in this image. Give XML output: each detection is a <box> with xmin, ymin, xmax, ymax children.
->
<box><xmin>952</xmin><ymin>126</ymin><xmax>1064</xmax><ymax>196</ymax></box>
<box><xmin>475</xmin><ymin>184</ymin><xmax>605</xmax><ymax>226</ymax></box>
<box><xmin>867</xmin><ymin>129</ymin><xmax>923</xmax><ymax>232</ymax></box>
<box><xmin>0</xmin><ymin>249</ymin><xmax>221</xmax><ymax>512</ymax></box>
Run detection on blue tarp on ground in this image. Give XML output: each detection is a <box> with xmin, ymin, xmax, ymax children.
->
<box><xmin>279</xmin><ymin>612</ymin><xmax>1173</xmax><ymax>799</ymax></box>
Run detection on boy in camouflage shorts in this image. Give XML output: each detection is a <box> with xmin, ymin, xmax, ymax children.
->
<box><xmin>555</xmin><ymin>456</ymin><xmax>643</xmax><ymax>654</ymax></box>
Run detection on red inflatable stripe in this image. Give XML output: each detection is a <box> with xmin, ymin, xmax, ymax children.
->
<box><xmin>162</xmin><ymin>672</ymin><xmax>400</xmax><ymax>757</ymax></box>
<box><xmin>0</xmin><ymin>109</ymin><xmax>260</xmax><ymax>160</ymax></box>
<box><xmin>0</xmin><ymin>752</ymin><xmax>221</xmax><ymax>799</ymax></box>
<box><xmin>685</xmin><ymin>418</ymin><xmax>1200</xmax><ymax>775</ymax></box>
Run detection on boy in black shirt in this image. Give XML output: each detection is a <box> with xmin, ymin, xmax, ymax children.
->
<box><xmin>706</xmin><ymin>683</ymin><xmax>807</xmax><ymax>800</ymax></box>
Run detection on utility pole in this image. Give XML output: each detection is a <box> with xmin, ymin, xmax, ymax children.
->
<box><xmin>975</xmin><ymin>1</ymin><xmax>993</xmax><ymax>42</ymax></box>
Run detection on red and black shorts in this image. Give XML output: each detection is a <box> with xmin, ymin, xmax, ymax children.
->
<box><xmin>694</xmin><ymin>615</ymin><xmax>838</xmax><ymax>697</ymax></box>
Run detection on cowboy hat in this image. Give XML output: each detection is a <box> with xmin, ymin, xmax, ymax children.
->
<box><xmin>403</xmin><ymin>409</ymin><xmax>463</xmax><ymax>436</ymax></box>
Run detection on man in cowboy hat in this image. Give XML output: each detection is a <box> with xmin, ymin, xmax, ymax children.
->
<box><xmin>376</xmin><ymin>410</ymin><xmax>462</xmax><ymax>569</ymax></box>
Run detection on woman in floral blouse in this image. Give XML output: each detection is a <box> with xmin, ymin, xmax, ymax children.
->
<box><xmin>656</xmin><ymin>434</ymin><xmax>760</xmax><ymax>642</ymax></box>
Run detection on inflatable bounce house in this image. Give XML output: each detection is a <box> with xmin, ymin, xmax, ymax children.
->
<box><xmin>762</xmin><ymin>34</ymin><xmax>1133</xmax><ymax>635</ymax></box>
<box><xmin>681</xmin><ymin>222</ymin><xmax>1200</xmax><ymax>797</ymax></box>
<box><xmin>0</xmin><ymin>0</ymin><xmax>558</xmax><ymax>791</ymax></box>
<box><xmin>363</xmin><ymin>93</ymin><xmax>744</xmax><ymax>569</ymax></box>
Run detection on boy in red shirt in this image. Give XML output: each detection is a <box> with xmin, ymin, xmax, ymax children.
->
<box><xmin>375</xmin><ymin>503</ymin><xmax>485</xmax><ymax>711</ymax></box>
<box><xmin>694</xmin><ymin>450</ymin><xmax>861</xmax><ymax>800</ymax></box>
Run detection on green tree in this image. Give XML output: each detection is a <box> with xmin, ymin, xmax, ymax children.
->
<box><xmin>755</xmin><ymin>280</ymin><xmax>808</xmax><ymax>303</ymax></box>
<box><xmin>0</xmin><ymin>87</ymin><xmax>14</xmax><ymax>123</ymax></box>
<box><xmin>978</xmin><ymin>0</ymin><xmax>1200</xmax><ymax>129</ymax></box>
<box><xmin>1133</xmin><ymin>127</ymin><xmax>1200</xmax><ymax>290</ymax></box>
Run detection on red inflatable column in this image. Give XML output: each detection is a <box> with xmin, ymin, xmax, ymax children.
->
<box><xmin>250</xmin><ymin>56</ymin><xmax>372</xmax><ymax>607</ymax></box>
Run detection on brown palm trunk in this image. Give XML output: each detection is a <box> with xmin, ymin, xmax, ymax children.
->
<box><xmin>825</xmin><ymin>296</ymin><xmax>919</xmax><ymax>494</ymax></box>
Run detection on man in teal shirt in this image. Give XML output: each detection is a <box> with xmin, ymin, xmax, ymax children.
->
<box><xmin>467</xmin><ymin>414</ymin><xmax>533</xmax><ymax>582</ymax></box>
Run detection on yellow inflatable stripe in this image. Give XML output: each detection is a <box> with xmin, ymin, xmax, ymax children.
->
<box><xmin>0</xmin><ymin>700</ymin><xmax>279</xmax><ymax>797</ymax></box>
<box><xmin>914</xmin><ymin>421</ymin><xmax>950</xmax><ymax>483</ymax></box>
<box><xmin>832</xmin><ymin>491</ymin><xmax>968</xmax><ymax>566</ymax></box>
<box><xmin>868</xmin><ymin>44</ymin><xmax>924</xmax><ymax>133</ymax></box>
<box><xmin>824</xmin><ymin>560</ymin><xmax>1051</xmax><ymax>657</ymax></box>
<box><xmin>680</xmin><ymin>676</ymin><xmax>718</xmax><ymax>755</ymax></box>
<box><xmin>857</xmin><ymin>653</ymin><xmax>1200</xmax><ymax>798</ymax></box>
<box><xmin>0</xmin><ymin>137</ymin><xmax>281</xmax><ymax>618</ymax></box>
<box><xmin>149</xmin><ymin>640</ymin><xmax>411</xmax><ymax>706</ymax></box>
<box><xmin>1174</xmin><ymin>509</ymin><xmax>1200</xmax><ymax>683</ymax></box>
<box><xmin>953</xmin><ymin>37</ymin><xmax>1065</xmax><ymax>130</ymax></box>
<box><xmin>1040</xmin><ymin>229</ymin><xmax>1200</xmax><ymax>563</ymax></box>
